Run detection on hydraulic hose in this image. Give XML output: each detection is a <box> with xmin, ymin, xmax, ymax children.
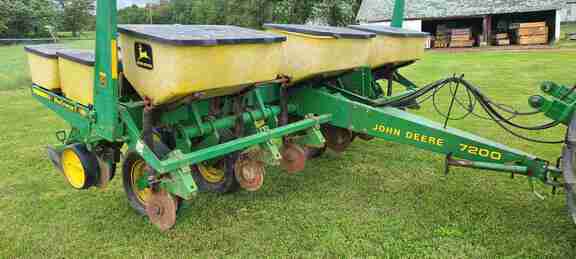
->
<box><xmin>562</xmin><ymin>114</ymin><xmax>576</xmax><ymax>224</ymax></box>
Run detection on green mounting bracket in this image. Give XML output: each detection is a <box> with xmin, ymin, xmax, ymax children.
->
<box><xmin>161</xmin><ymin>150</ymin><xmax>197</xmax><ymax>200</ymax></box>
<box><xmin>295</xmin><ymin>118</ymin><xmax>326</xmax><ymax>148</ymax></box>
<box><xmin>258</xmin><ymin>126</ymin><xmax>283</xmax><ymax>166</ymax></box>
<box><xmin>530</xmin><ymin>82</ymin><xmax>576</xmax><ymax>126</ymax></box>
<box><xmin>541</xmin><ymin>81</ymin><xmax>576</xmax><ymax>103</ymax></box>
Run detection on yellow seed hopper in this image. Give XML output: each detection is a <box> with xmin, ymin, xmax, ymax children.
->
<box><xmin>24</xmin><ymin>44</ymin><xmax>67</xmax><ymax>90</ymax></box>
<box><xmin>118</xmin><ymin>25</ymin><xmax>286</xmax><ymax>105</ymax></box>
<box><xmin>348</xmin><ymin>25</ymin><xmax>429</xmax><ymax>68</ymax></box>
<box><xmin>57</xmin><ymin>50</ymin><xmax>95</xmax><ymax>106</ymax></box>
<box><xmin>263</xmin><ymin>24</ymin><xmax>376</xmax><ymax>83</ymax></box>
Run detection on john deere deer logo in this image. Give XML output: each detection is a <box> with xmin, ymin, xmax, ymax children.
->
<box><xmin>134</xmin><ymin>42</ymin><xmax>153</xmax><ymax>69</ymax></box>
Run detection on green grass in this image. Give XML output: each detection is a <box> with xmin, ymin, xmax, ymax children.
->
<box><xmin>1</xmin><ymin>44</ymin><xmax>576</xmax><ymax>258</ymax></box>
<box><xmin>0</xmin><ymin>40</ymin><xmax>93</xmax><ymax>91</ymax></box>
<box><xmin>557</xmin><ymin>23</ymin><xmax>576</xmax><ymax>49</ymax></box>
<box><xmin>56</xmin><ymin>31</ymin><xmax>96</xmax><ymax>39</ymax></box>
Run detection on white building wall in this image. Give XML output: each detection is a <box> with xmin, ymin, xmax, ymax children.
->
<box><xmin>556</xmin><ymin>9</ymin><xmax>562</xmax><ymax>42</ymax></box>
<box><xmin>362</xmin><ymin>20</ymin><xmax>423</xmax><ymax>31</ymax></box>
<box><xmin>562</xmin><ymin>2</ymin><xmax>576</xmax><ymax>22</ymax></box>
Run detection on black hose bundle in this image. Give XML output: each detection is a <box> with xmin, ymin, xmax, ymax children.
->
<box><xmin>385</xmin><ymin>76</ymin><xmax>564</xmax><ymax>144</ymax></box>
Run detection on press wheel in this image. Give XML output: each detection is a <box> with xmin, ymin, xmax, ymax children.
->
<box><xmin>122</xmin><ymin>142</ymin><xmax>171</xmax><ymax>216</ymax></box>
<box><xmin>192</xmin><ymin>130</ymin><xmax>241</xmax><ymax>194</ymax></box>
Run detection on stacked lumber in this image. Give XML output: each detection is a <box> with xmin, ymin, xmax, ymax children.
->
<box><xmin>494</xmin><ymin>33</ymin><xmax>510</xmax><ymax>46</ymax></box>
<box><xmin>516</xmin><ymin>22</ymin><xmax>548</xmax><ymax>45</ymax></box>
<box><xmin>434</xmin><ymin>24</ymin><xmax>450</xmax><ymax>48</ymax></box>
<box><xmin>450</xmin><ymin>28</ymin><xmax>474</xmax><ymax>48</ymax></box>
<box><xmin>434</xmin><ymin>25</ymin><xmax>450</xmax><ymax>48</ymax></box>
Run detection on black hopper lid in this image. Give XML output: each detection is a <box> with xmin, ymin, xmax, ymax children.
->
<box><xmin>348</xmin><ymin>25</ymin><xmax>429</xmax><ymax>38</ymax></box>
<box><xmin>57</xmin><ymin>50</ymin><xmax>95</xmax><ymax>66</ymax></box>
<box><xmin>24</xmin><ymin>44</ymin><xmax>67</xmax><ymax>59</ymax></box>
<box><xmin>118</xmin><ymin>25</ymin><xmax>287</xmax><ymax>46</ymax></box>
<box><xmin>263</xmin><ymin>24</ymin><xmax>376</xmax><ymax>39</ymax></box>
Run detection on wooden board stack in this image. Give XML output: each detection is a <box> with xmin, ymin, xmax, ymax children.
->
<box><xmin>434</xmin><ymin>25</ymin><xmax>450</xmax><ymax>48</ymax></box>
<box><xmin>494</xmin><ymin>33</ymin><xmax>510</xmax><ymax>46</ymax></box>
<box><xmin>450</xmin><ymin>28</ymin><xmax>474</xmax><ymax>48</ymax></box>
<box><xmin>517</xmin><ymin>22</ymin><xmax>548</xmax><ymax>45</ymax></box>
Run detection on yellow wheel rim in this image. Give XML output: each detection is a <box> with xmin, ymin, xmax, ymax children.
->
<box><xmin>131</xmin><ymin>160</ymin><xmax>152</xmax><ymax>205</ymax></box>
<box><xmin>198</xmin><ymin>164</ymin><xmax>225</xmax><ymax>184</ymax></box>
<box><xmin>62</xmin><ymin>149</ymin><xmax>86</xmax><ymax>189</ymax></box>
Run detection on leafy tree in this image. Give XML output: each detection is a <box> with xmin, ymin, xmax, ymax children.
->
<box><xmin>118</xmin><ymin>5</ymin><xmax>150</xmax><ymax>24</ymax></box>
<box><xmin>310</xmin><ymin>0</ymin><xmax>361</xmax><ymax>26</ymax></box>
<box><xmin>60</xmin><ymin>0</ymin><xmax>95</xmax><ymax>37</ymax></box>
<box><xmin>0</xmin><ymin>0</ymin><xmax>58</xmax><ymax>38</ymax></box>
<box><xmin>116</xmin><ymin>0</ymin><xmax>363</xmax><ymax>29</ymax></box>
<box><xmin>0</xmin><ymin>0</ymin><xmax>8</xmax><ymax>34</ymax></box>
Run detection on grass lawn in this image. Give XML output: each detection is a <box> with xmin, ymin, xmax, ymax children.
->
<box><xmin>557</xmin><ymin>23</ymin><xmax>576</xmax><ymax>49</ymax></box>
<box><xmin>1</xmin><ymin>43</ymin><xmax>576</xmax><ymax>257</ymax></box>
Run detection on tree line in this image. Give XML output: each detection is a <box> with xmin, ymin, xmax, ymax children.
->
<box><xmin>0</xmin><ymin>0</ymin><xmax>95</xmax><ymax>38</ymax></box>
<box><xmin>0</xmin><ymin>0</ymin><xmax>363</xmax><ymax>38</ymax></box>
<box><xmin>118</xmin><ymin>0</ymin><xmax>363</xmax><ymax>29</ymax></box>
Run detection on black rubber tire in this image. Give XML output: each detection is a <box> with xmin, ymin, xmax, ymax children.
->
<box><xmin>97</xmin><ymin>156</ymin><xmax>117</xmax><ymax>182</ymax></box>
<box><xmin>122</xmin><ymin>143</ymin><xmax>170</xmax><ymax>216</ymax></box>
<box><xmin>192</xmin><ymin>130</ymin><xmax>241</xmax><ymax>194</ymax></box>
<box><xmin>305</xmin><ymin>145</ymin><xmax>327</xmax><ymax>159</ymax></box>
<box><xmin>61</xmin><ymin>144</ymin><xmax>100</xmax><ymax>190</ymax></box>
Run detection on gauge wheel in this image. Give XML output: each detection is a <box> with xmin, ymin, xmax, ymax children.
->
<box><xmin>304</xmin><ymin>145</ymin><xmax>327</xmax><ymax>159</ymax></box>
<box><xmin>192</xmin><ymin>130</ymin><xmax>241</xmax><ymax>194</ymax></box>
<box><xmin>193</xmin><ymin>152</ymin><xmax>241</xmax><ymax>194</ymax></box>
<box><xmin>122</xmin><ymin>143</ymin><xmax>171</xmax><ymax>216</ymax></box>
<box><xmin>61</xmin><ymin>144</ymin><xmax>100</xmax><ymax>190</ymax></box>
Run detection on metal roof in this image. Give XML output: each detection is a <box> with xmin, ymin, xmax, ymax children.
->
<box><xmin>357</xmin><ymin>0</ymin><xmax>566</xmax><ymax>22</ymax></box>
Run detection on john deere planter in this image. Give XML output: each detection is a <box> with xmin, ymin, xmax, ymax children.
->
<box><xmin>27</xmin><ymin>0</ymin><xmax>576</xmax><ymax>230</ymax></box>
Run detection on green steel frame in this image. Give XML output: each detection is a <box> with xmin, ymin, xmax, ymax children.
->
<box><xmin>29</xmin><ymin>0</ymin><xmax>574</xmax><ymax>226</ymax></box>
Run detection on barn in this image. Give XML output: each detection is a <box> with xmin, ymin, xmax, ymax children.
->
<box><xmin>357</xmin><ymin>0</ymin><xmax>568</xmax><ymax>48</ymax></box>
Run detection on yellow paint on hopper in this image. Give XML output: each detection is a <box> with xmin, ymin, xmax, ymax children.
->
<box><xmin>27</xmin><ymin>53</ymin><xmax>61</xmax><ymax>90</ymax></box>
<box><xmin>266</xmin><ymin>29</ymin><xmax>372</xmax><ymax>83</ymax></box>
<box><xmin>368</xmin><ymin>36</ymin><xmax>426</xmax><ymax>68</ymax></box>
<box><xmin>59</xmin><ymin>58</ymin><xmax>94</xmax><ymax>106</ymax></box>
<box><xmin>119</xmin><ymin>35</ymin><xmax>283</xmax><ymax>106</ymax></box>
